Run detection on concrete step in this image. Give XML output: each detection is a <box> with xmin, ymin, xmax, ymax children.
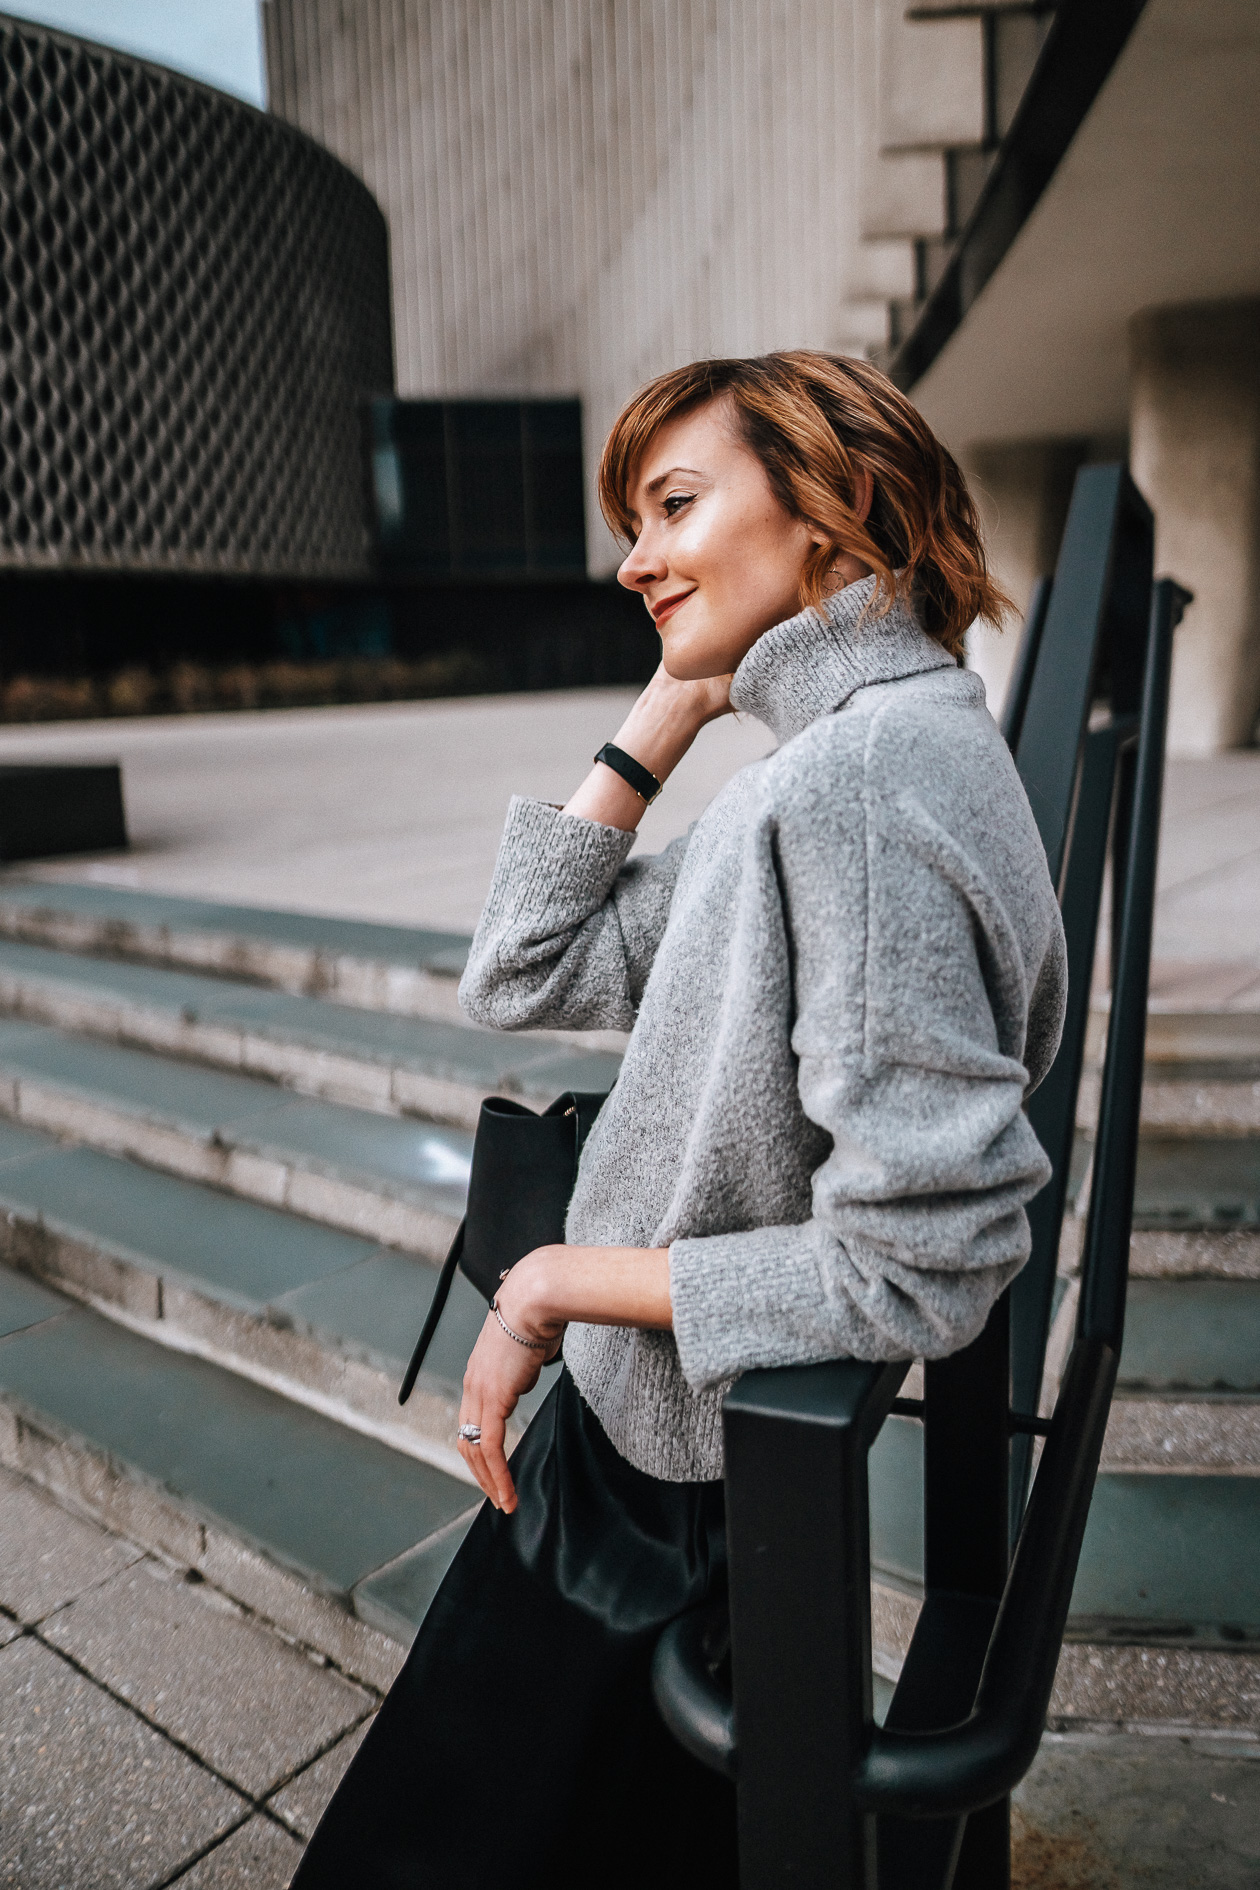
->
<box><xmin>1095</xmin><ymin>1278</ymin><xmax>1260</xmax><ymax>1473</ymax></box>
<box><xmin>0</xmin><ymin>1262</ymin><xmax>481</xmax><ymax>1688</ymax></box>
<box><xmin>1040</xmin><ymin>1278</ymin><xmax>1260</xmax><ymax>1471</ymax></box>
<box><xmin>1059</xmin><ymin>1133</ymin><xmax>1260</xmax><ymax>1279</ymax></box>
<box><xmin>19</xmin><ymin>1245</ymin><xmax>1250</xmax><ymax>1733</ymax></box>
<box><xmin>1119</xmin><ymin>1278</ymin><xmax>1260</xmax><ymax>1392</ymax></box>
<box><xmin>1130</xmin><ymin>1137</ymin><xmax>1260</xmax><ymax>1231</ymax></box>
<box><xmin>0</xmin><ymin>1016</ymin><xmax>470</xmax><ymax>1260</ymax></box>
<box><xmin>1128</xmin><ymin>1226</ymin><xmax>1260</xmax><ymax>1280</ymax></box>
<box><xmin>0</xmin><ymin>877</ymin><xmax>474</xmax><ymax>1023</ymax></box>
<box><xmin>1101</xmin><ymin>1392</ymin><xmax>1260</xmax><ymax>1473</ymax></box>
<box><xmin>872</xmin><ymin>1257</ymin><xmax>1260</xmax><ymax>1725</ymax></box>
<box><xmin>0</xmin><ymin>1112</ymin><xmax>546</xmax><ymax>1477</ymax></box>
<box><xmin>1085</xmin><ymin>1003</ymin><xmax>1260</xmax><ymax>1069</ymax></box>
<box><xmin>1078</xmin><ymin>1060</ymin><xmax>1260</xmax><ymax>1135</ymax></box>
<box><xmin>0</xmin><ymin>935</ymin><xmax>622</xmax><ymax>1129</ymax></box>
<box><xmin>868</xmin><ymin>1415</ymin><xmax>1260</xmax><ymax>1727</ymax></box>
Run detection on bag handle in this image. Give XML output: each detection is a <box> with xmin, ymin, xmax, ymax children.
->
<box><xmin>398</xmin><ymin>1219</ymin><xmax>465</xmax><ymax>1407</ymax></box>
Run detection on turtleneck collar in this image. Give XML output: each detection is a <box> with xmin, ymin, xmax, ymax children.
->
<box><xmin>729</xmin><ymin>574</ymin><xmax>955</xmax><ymax>745</ymax></box>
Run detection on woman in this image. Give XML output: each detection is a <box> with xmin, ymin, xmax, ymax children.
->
<box><xmin>293</xmin><ymin>351</ymin><xmax>1066</xmax><ymax>1887</ymax></box>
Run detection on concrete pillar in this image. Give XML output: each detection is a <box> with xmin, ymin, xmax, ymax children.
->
<box><xmin>962</xmin><ymin>440</ymin><xmax>1088</xmax><ymax>721</ymax></box>
<box><xmin>1130</xmin><ymin>299</ymin><xmax>1260</xmax><ymax>756</ymax></box>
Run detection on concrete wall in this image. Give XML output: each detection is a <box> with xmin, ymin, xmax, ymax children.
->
<box><xmin>905</xmin><ymin>1</ymin><xmax>1260</xmax><ymax>751</ymax></box>
<box><xmin>262</xmin><ymin>0</ymin><xmax>985</xmax><ymax>572</ymax></box>
<box><xmin>965</xmin><ymin>298</ymin><xmax>1260</xmax><ymax>753</ymax></box>
<box><xmin>963</xmin><ymin>439</ymin><xmax>1089</xmax><ymax>720</ymax></box>
<box><xmin>1130</xmin><ymin>300</ymin><xmax>1260</xmax><ymax>756</ymax></box>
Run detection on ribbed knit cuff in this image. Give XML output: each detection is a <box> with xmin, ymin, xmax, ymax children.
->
<box><xmin>478</xmin><ymin>795</ymin><xmax>636</xmax><ymax>928</ymax></box>
<box><xmin>669</xmin><ymin>1223</ymin><xmax>832</xmax><ymax>1392</ymax></box>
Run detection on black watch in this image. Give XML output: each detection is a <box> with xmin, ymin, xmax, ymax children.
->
<box><xmin>593</xmin><ymin>742</ymin><xmax>663</xmax><ymax>805</ymax></box>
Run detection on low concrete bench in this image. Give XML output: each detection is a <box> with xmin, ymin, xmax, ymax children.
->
<box><xmin>0</xmin><ymin>763</ymin><xmax>126</xmax><ymax>863</ymax></box>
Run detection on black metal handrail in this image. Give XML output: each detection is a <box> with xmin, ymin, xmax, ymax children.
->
<box><xmin>862</xmin><ymin>577</ymin><xmax>1184</xmax><ymax>1826</ymax></box>
<box><xmin>651</xmin><ymin>455</ymin><xmax>1190</xmax><ymax>1888</ymax></box>
<box><xmin>856</xmin><ymin>1335</ymin><xmax>1118</xmax><ymax>1818</ymax></box>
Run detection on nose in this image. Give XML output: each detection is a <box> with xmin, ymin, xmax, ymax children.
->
<box><xmin>617</xmin><ymin>530</ymin><xmax>666</xmax><ymax>593</ymax></box>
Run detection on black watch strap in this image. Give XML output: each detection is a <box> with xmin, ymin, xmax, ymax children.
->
<box><xmin>593</xmin><ymin>742</ymin><xmax>662</xmax><ymax>805</ymax></box>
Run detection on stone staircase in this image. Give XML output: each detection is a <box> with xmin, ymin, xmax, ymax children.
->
<box><xmin>844</xmin><ymin>1</ymin><xmax>1057</xmax><ymax>360</ymax></box>
<box><xmin>0</xmin><ymin>882</ymin><xmax>619</xmax><ymax>1692</ymax></box>
<box><xmin>0</xmin><ymin>877</ymin><xmax>1255</xmax><ymax>1735</ymax></box>
<box><xmin>870</xmin><ymin>985</ymin><xmax>1260</xmax><ymax>1731</ymax></box>
<box><xmin>1049</xmin><ymin>993</ymin><xmax>1260</xmax><ymax>1726</ymax></box>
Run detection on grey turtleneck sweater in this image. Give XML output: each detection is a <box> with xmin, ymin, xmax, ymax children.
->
<box><xmin>459</xmin><ymin>578</ymin><xmax>1067</xmax><ymax>1480</ymax></box>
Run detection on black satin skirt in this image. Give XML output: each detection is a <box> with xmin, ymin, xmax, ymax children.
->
<box><xmin>291</xmin><ymin>1370</ymin><xmax>737</xmax><ymax>1890</ymax></box>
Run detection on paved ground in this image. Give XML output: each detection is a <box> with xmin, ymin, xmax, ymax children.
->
<box><xmin>0</xmin><ymin>689</ymin><xmax>775</xmax><ymax>932</ymax></box>
<box><xmin>4</xmin><ymin>1450</ymin><xmax>1257</xmax><ymax>1888</ymax></box>
<box><xmin>0</xmin><ymin>1462</ymin><xmax>377</xmax><ymax>1889</ymax></box>
<box><xmin>1012</xmin><ymin>1729</ymin><xmax>1260</xmax><ymax>1889</ymax></box>
<box><xmin>2</xmin><ymin>690</ymin><xmax>1256</xmax><ymax>976</ymax></box>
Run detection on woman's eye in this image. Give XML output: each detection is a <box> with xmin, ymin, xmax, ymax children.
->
<box><xmin>663</xmin><ymin>493</ymin><xmax>695</xmax><ymax>518</ymax></box>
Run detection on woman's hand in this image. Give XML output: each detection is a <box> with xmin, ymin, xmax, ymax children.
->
<box><xmin>640</xmin><ymin>661</ymin><xmax>736</xmax><ymax>731</ymax></box>
<box><xmin>455</xmin><ymin>1313</ymin><xmax>551</xmax><ymax>1513</ymax></box>
<box><xmin>455</xmin><ymin>1243</ymin><xmax>673</xmax><ymax>1512</ymax></box>
<box><xmin>456</xmin><ymin>1251</ymin><xmax>565</xmax><ymax>1513</ymax></box>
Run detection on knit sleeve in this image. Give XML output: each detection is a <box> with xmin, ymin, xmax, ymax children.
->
<box><xmin>458</xmin><ymin>795</ymin><xmax>693</xmax><ymax>1032</ymax></box>
<box><xmin>668</xmin><ymin>775</ymin><xmax>1066</xmax><ymax>1391</ymax></box>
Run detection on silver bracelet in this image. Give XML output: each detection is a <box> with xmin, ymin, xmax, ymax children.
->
<box><xmin>490</xmin><ymin>1296</ymin><xmax>547</xmax><ymax>1351</ymax></box>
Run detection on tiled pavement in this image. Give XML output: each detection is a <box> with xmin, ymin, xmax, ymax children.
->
<box><xmin>4</xmin><ymin>1457</ymin><xmax>1258</xmax><ymax>1889</ymax></box>
<box><xmin>0</xmin><ymin>1462</ymin><xmax>378</xmax><ymax>1889</ymax></box>
<box><xmin>0</xmin><ymin>687</ymin><xmax>778</xmax><ymax>932</ymax></box>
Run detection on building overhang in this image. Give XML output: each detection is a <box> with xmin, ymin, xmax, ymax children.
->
<box><xmin>901</xmin><ymin>0</ymin><xmax>1260</xmax><ymax>453</ymax></box>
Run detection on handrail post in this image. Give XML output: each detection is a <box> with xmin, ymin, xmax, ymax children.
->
<box><xmin>1079</xmin><ymin>576</ymin><xmax>1189</xmax><ymax>1350</ymax></box>
<box><xmin>723</xmin><ymin>1360</ymin><xmax>907</xmax><ymax>1890</ymax></box>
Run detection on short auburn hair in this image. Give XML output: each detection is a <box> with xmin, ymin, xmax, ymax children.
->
<box><xmin>598</xmin><ymin>350</ymin><xmax>1011</xmax><ymax>659</ymax></box>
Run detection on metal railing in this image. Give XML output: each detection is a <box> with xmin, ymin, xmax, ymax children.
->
<box><xmin>652</xmin><ymin>465</ymin><xmax>1191</xmax><ymax>1889</ymax></box>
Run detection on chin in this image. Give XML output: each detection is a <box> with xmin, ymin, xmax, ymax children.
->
<box><xmin>662</xmin><ymin>654</ymin><xmax>724</xmax><ymax>682</ymax></box>
<box><xmin>660</xmin><ymin>628</ymin><xmax>732</xmax><ymax>682</ymax></box>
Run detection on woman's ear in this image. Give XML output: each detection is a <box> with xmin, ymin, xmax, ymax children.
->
<box><xmin>853</xmin><ymin>467</ymin><xmax>874</xmax><ymax>525</ymax></box>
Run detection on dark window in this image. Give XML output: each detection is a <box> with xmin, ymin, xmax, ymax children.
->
<box><xmin>367</xmin><ymin>397</ymin><xmax>586</xmax><ymax>578</ymax></box>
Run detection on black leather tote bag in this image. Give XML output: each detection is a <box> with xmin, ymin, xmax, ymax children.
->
<box><xmin>398</xmin><ymin>1090</ymin><xmax>608</xmax><ymax>1404</ymax></box>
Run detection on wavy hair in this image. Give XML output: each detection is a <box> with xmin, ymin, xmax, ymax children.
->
<box><xmin>598</xmin><ymin>350</ymin><xmax>1011</xmax><ymax>658</ymax></box>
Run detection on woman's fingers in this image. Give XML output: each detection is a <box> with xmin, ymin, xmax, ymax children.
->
<box><xmin>457</xmin><ymin>1425</ymin><xmax>496</xmax><ymax>1504</ymax></box>
<box><xmin>456</xmin><ymin>1412</ymin><xmax>515</xmax><ymax>1512</ymax></box>
<box><xmin>455</xmin><ymin>1307</ymin><xmax>544</xmax><ymax>1511</ymax></box>
<box><xmin>477</xmin><ymin>1409</ymin><xmax>516</xmax><ymax>1512</ymax></box>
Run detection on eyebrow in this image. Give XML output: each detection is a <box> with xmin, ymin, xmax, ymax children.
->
<box><xmin>643</xmin><ymin>465</ymin><xmax>705</xmax><ymax>495</ymax></box>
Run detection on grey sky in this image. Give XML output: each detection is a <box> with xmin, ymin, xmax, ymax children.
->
<box><xmin>7</xmin><ymin>2</ymin><xmax>266</xmax><ymax>105</ymax></box>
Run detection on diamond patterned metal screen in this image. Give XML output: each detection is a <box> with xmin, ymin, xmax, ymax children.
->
<box><xmin>0</xmin><ymin>16</ymin><xmax>393</xmax><ymax>578</ymax></box>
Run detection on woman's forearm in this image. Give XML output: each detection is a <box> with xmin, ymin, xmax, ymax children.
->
<box><xmin>562</xmin><ymin>665</ymin><xmax>732</xmax><ymax>832</ymax></box>
<box><xmin>505</xmin><ymin>1244</ymin><xmax>673</xmax><ymax>1339</ymax></box>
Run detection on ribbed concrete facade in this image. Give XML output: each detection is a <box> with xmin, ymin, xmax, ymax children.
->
<box><xmin>263</xmin><ymin>0</ymin><xmax>986</xmax><ymax>570</ymax></box>
<box><xmin>0</xmin><ymin>14</ymin><xmax>393</xmax><ymax>580</ymax></box>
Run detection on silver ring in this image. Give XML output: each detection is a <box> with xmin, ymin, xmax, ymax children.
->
<box><xmin>457</xmin><ymin>1423</ymin><xmax>482</xmax><ymax>1445</ymax></box>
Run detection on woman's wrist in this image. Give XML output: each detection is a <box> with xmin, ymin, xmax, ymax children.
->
<box><xmin>496</xmin><ymin>1249</ymin><xmax>567</xmax><ymax>1346</ymax></box>
<box><xmin>497</xmin><ymin>1244</ymin><xmax>673</xmax><ymax>1335</ymax></box>
<box><xmin>612</xmin><ymin>668</ymin><xmax>731</xmax><ymax>783</ymax></box>
<box><xmin>562</xmin><ymin>664</ymin><xmax>733</xmax><ymax>833</ymax></box>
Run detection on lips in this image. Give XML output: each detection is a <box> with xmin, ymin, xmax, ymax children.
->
<box><xmin>649</xmin><ymin>590</ymin><xmax>693</xmax><ymax>626</ymax></box>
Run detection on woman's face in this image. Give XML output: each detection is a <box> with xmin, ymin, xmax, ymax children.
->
<box><xmin>616</xmin><ymin>398</ymin><xmax>822</xmax><ymax>680</ymax></box>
